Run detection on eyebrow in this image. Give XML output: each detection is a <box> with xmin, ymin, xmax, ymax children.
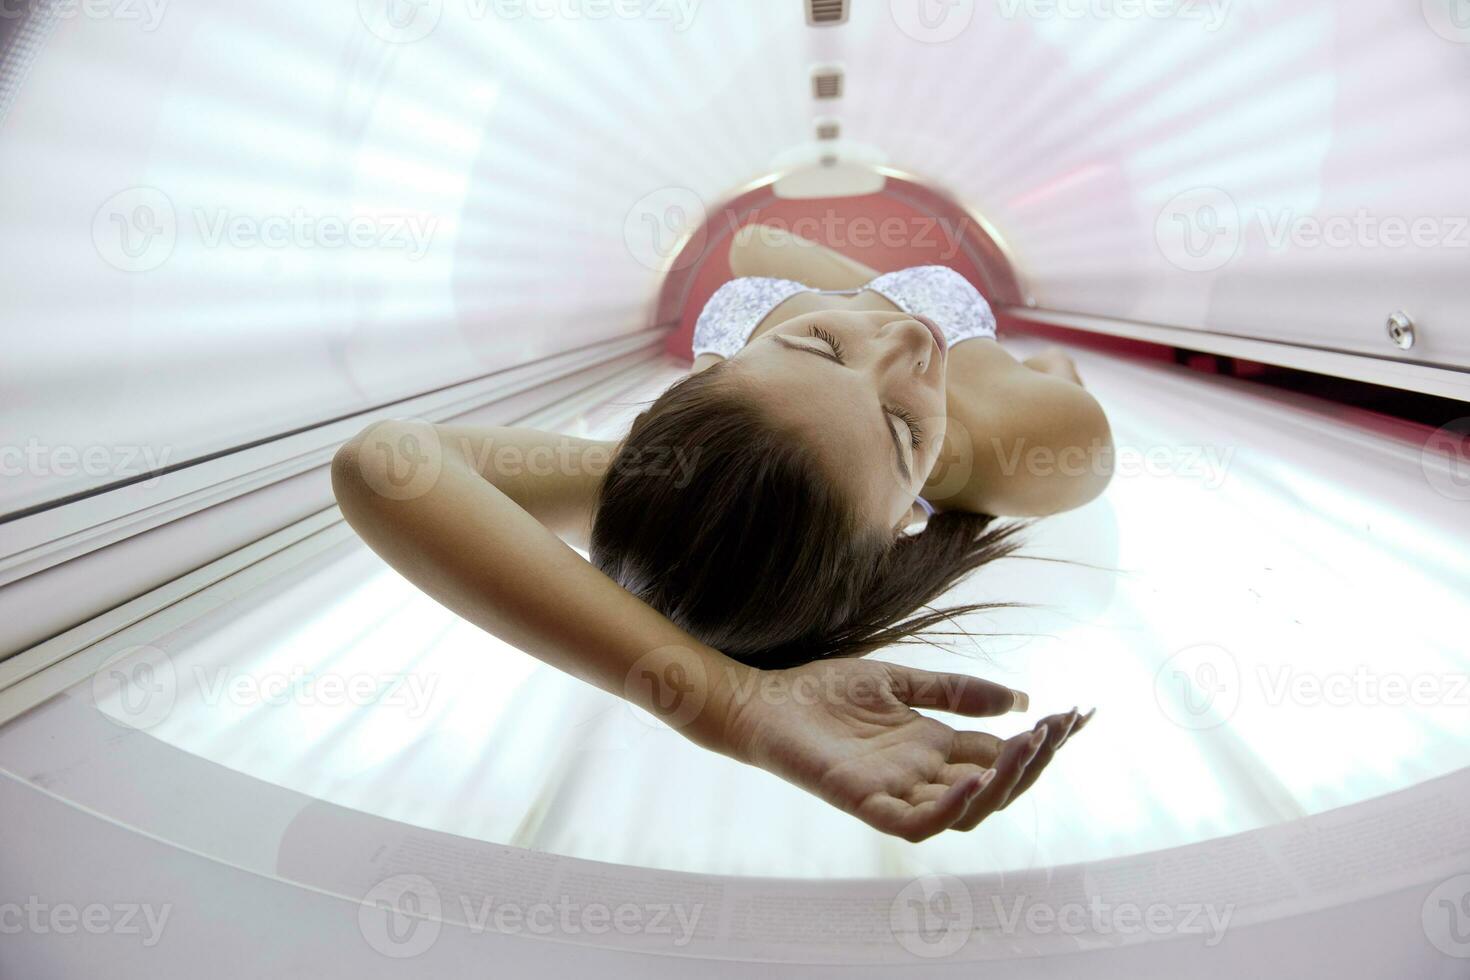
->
<box><xmin>772</xmin><ymin>336</ymin><xmax>912</xmax><ymax>482</ymax></box>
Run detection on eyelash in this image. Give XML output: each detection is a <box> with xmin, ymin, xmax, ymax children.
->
<box><xmin>806</xmin><ymin>325</ymin><xmax>923</xmax><ymax>451</ymax></box>
<box><xmin>808</xmin><ymin>324</ymin><xmax>845</xmax><ymax>360</ymax></box>
<box><xmin>887</xmin><ymin>404</ymin><xmax>924</xmax><ymax>451</ymax></box>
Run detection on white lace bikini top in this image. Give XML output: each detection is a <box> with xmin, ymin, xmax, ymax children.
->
<box><xmin>691</xmin><ymin>265</ymin><xmax>997</xmax><ymax>360</ymax></box>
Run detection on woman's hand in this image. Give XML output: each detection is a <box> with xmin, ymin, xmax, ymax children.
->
<box><xmin>716</xmin><ymin>658</ymin><xmax>1090</xmax><ymax>842</ymax></box>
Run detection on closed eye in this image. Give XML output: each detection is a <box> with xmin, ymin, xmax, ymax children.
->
<box><xmin>772</xmin><ymin>331</ymin><xmax>925</xmax><ymax>480</ymax></box>
<box><xmin>886</xmin><ymin>404</ymin><xmax>924</xmax><ymax>451</ymax></box>
<box><xmin>808</xmin><ymin>324</ymin><xmax>846</xmax><ymax>360</ymax></box>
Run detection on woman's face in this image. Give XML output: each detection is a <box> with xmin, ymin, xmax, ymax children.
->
<box><xmin>729</xmin><ymin>309</ymin><xmax>950</xmax><ymax>532</ymax></box>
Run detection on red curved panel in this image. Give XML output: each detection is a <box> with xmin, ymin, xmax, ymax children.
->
<box><xmin>656</xmin><ymin>175</ymin><xmax>1023</xmax><ymax>360</ymax></box>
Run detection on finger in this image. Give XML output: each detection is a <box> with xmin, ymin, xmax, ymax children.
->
<box><xmin>949</xmin><ymin>729</ymin><xmax>1004</xmax><ymax>767</ymax></box>
<box><xmin>858</xmin><ymin>772</ymin><xmax>992</xmax><ymax>843</ymax></box>
<box><xmin>913</xmin><ymin>764</ymin><xmax>995</xmax><ymax>804</ymax></box>
<box><xmin>887</xmin><ymin>666</ymin><xmax>1028</xmax><ymax>717</ymax></box>
<box><xmin>1000</xmin><ymin>711</ymin><xmax>1078</xmax><ymax>808</ymax></box>
<box><xmin>904</xmin><ymin>782</ymin><xmax>955</xmax><ymax>807</ymax></box>
<box><xmin>952</xmin><ymin>726</ymin><xmax>1047</xmax><ymax>831</ymax></box>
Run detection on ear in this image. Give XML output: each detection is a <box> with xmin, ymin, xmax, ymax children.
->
<box><xmin>894</xmin><ymin>501</ymin><xmax>928</xmax><ymax>536</ymax></box>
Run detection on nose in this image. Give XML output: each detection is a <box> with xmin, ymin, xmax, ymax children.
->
<box><xmin>877</xmin><ymin>316</ymin><xmax>940</xmax><ymax>374</ymax></box>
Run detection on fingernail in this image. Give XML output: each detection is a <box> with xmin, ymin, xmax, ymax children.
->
<box><xmin>1076</xmin><ymin>707</ymin><xmax>1097</xmax><ymax>729</ymax></box>
<box><xmin>1009</xmin><ymin>689</ymin><xmax>1029</xmax><ymax>712</ymax></box>
<box><xmin>1029</xmin><ymin>725</ymin><xmax>1048</xmax><ymax>750</ymax></box>
<box><xmin>972</xmin><ymin>769</ymin><xmax>996</xmax><ymax>796</ymax></box>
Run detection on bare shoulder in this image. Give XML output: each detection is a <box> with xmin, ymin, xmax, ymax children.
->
<box><xmin>928</xmin><ymin>341</ymin><xmax>1113</xmax><ymax>517</ymax></box>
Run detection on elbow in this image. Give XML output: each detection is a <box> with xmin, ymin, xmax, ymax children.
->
<box><xmin>1043</xmin><ymin>395</ymin><xmax>1113</xmax><ymax>514</ymax></box>
<box><xmin>1064</xmin><ymin>395</ymin><xmax>1115</xmax><ymax>509</ymax></box>
<box><xmin>994</xmin><ymin>395</ymin><xmax>1114</xmax><ymax>517</ymax></box>
<box><xmin>331</xmin><ymin>418</ymin><xmax>445</xmax><ymax>516</ymax></box>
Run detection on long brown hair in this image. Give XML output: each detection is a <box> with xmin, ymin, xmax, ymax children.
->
<box><xmin>589</xmin><ymin>360</ymin><xmax>1024</xmax><ymax>669</ymax></box>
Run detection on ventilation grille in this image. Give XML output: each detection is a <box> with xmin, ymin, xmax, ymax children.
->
<box><xmin>807</xmin><ymin>0</ymin><xmax>848</xmax><ymax>25</ymax></box>
<box><xmin>815</xmin><ymin>119</ymin><xmax>840</xmax><ymax>140</ymax></box>
<box><xmin>811</xmin><ymin>66</ymin><xmax>843</xmax><ymax>99</ymax></box>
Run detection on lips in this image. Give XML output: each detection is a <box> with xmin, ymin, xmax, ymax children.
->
<box><xmin>912</xmin><ymin>314</ymin><xmax>948</xmax><ymax>357</ymax></box>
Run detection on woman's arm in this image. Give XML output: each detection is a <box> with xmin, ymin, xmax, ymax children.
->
<box><xmin>331</xmin><ymin>419</ymin><xmax>1077</xmax><ymax>840</ymax></box>
<box><xmin>728</xmin><ymin>223</ymin><xmax>881</xmax><ymax>289</ymax></box>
